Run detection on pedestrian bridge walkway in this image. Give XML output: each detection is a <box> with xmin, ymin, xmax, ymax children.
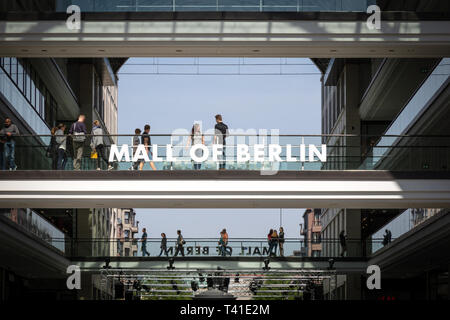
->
<box><xmin>72</xmin><ymin>256</ymin><xmax>368</xmax><ymax>274</ymax></box>
<box><xmin>1</xmin><ymin>170</ymin><xmax>450</xmax><ymax>208</ymax></box>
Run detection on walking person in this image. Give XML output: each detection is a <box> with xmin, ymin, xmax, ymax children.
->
<box><xmin>339</xmin><ymin>230</ymin><xmax>347</xmax><ymax>257</ymax></box>
<box><xmin>159</xmin><ymin>233</ymin><xmax>169</xmax><ymax>257</ymax></box>
<box><xmin>186</xmin><ymin>123</ymin><xmax>205</xmax><ymax>170</ymax></box>
<box><xmin>174</xmin><ymin>230</ymin><xmax>185</xmax><ymax>257</ymax></box>
<box><xmin>278</xmin><ymin>227</ymin><xmax>285</xmax><ymax>257</ymax></box>
<box><xmin>213</xmin><ymin>114</ymin><xmax>229</xmax><ymax>170</ymax></box>
<box><xmin>55</xmin><ymin>124</ymin><xmax>68</xmax><ymax>170</ymax></box>
<box><xmin>218</xmin><ymin>230</ymin><xmax>226</xmax><ymax>257</ymax></box>
<box><xmin>69</xmin><ymin>114</ymin><xmax>87</xmax><ymax>170</ymax></box>
<box><xmin>131</xmin><ymin>128</ymin><xmax>142</xmax><ymax>170</ymax></box>
<box><xmin>141</xmin><ymin>228</ymin><xmax>150</xmax><ymax>257</ymax></box>
<box><xmin>91</xmin><ymin>120</ymin><xmax>113</xmax><ymax>171</ymax></box>
<box><xmin>139</xmin><ymin>124</ymin><xmax>156</xmax><ymax>171</ymax></box>
<box><xmin>0</xmin><ymin>118</ymin><xmax>20</xmax><ymax>170</ymax></box>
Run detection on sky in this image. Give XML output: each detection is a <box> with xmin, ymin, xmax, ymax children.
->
<box><xmin>117</xmin><ymin>57</ymin><xmax>321</xmax><ymax>239</ymax></box>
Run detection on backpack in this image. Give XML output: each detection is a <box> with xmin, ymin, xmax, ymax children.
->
<box><xmin>71</xmin><ymin>123</ymin><xmax>86</xmax><ymax>143</ymax></box>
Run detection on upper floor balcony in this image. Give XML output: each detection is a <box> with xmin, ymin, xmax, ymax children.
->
<box><xmin>4</xmin><ymin>133</ymin><xmax>450</xmax><ymax>172</ymax></box>
<box><xmin>1</xmin><ymin>133</ymin><xmax>450</xmax><ymax>209</ymax></box>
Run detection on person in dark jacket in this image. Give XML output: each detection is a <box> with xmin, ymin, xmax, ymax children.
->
<box><xmin>278</xmin><ymin>227</ymin><xmax>285</xmax><ymax>257</ymax></box>
<box><xmin>159</xmin><ymin>233</ymin><xmax>169</xmax><ymax>257</ymax></box>
<box><xmin>69</xmin><ymin>114</ymin><xmax>87</xmax><ymax>170</ymax></box>
<box><xmin>382</xmin><ymin>229</ymin><xmax>392</xmax><ymax>246</ymax></box>
<box><xmin>174</xmin><ymin>230</ymin><xmax>185</xmax><ymax>257</ymax></box>
<box><xmin>213</xmin><ymin>114</ymin><xmax>229</xmax><ymax>170</ymax></box>
<box><xmin>0</xmin><ymin>118</ymin><xmax>20</xmax><ymax>170</ymax></box>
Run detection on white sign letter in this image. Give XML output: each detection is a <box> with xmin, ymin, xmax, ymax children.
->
<box><xmin>109</xmin><ymin>144</ymin><xmax>130</xmax><ymax>162</ymax></box>
<box><xmin>190</xmin><ymin>145</ymin><xmax>209</xmax><ymax>163</ymax></box>
<box><xmin>237</xmin><ymin>144</ymin><xmax>250</xmax><ymax>162</ymax></box>
<box><xmin>309</xmin><ymin>144</ymin><xmax>327</xmax><ymax>162</ymax></box>
<box><xmin>268</xmin><ymin>144</ymin><xmax>282</xmax><ymax>162</ymax></box>
<box><xmin>132</xmin><ymin>145</ymin><xmax>150</xmax><ymax>162</ymax></box>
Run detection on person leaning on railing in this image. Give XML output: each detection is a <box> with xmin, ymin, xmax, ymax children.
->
<box><xmin>278</xmin><ymin>227</ymin><xmax>285</xmax><ymax>257</ymax></box>
<box><xmin>91</xmin><ymin>120</ymin><xmax>113</xmax><ymax>171</ymax></box>
<box><xmin>47</xmin><ymin>126</ymin><xmax>60</xmax><ymax>170</ymax></box>
<box><xmin>55</xmin><ymin>124</ymin><xmax>67</xmax><ymax>170</ymax></box>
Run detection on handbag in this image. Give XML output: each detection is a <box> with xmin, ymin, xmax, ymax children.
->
<box><xmin>90</xmin><ymin>151</ymin><xmax>98</xmax><ymax>159</ymax></box>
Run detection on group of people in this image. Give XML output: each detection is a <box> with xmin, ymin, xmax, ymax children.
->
<box><xmin>141</xmin><ymin>228</ymin><xmax>186</xmax><ymax>257</ymax></box>
<box><xmin>1</xmin><ymin>113</ymin><xmax>230</xmax><ymax>171</ymax></box>
<box><xmin>47</xmin><ymin>114</ymin><xmax>114</xmax><ymax>171</ymax></box>
<box><xmin>52</xmin><ymin>113</ymin><xmax>229</xmax><ymax>171</ymax></box>
<box><xmin>139</xmin><ymin>227</ymin><xmax>286</xmax><ymax>258</ymax></box>
<box><xmin>267</xmin><ymin>227</ymin><xmax>285</xmax><ymax>257</ymax></box>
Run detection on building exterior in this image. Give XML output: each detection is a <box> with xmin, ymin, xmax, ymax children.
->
<box><xmin>301</xmin><ymin>209</ymin><xmax>322</xmax><ymax>257</ymax></box>
<box><xmin>0</xmin><ymin>56</ymin><xmax>128</xmax><ymax>299</ymax></box>
<box><xmin>0</xmin><ymin>1</ymin><xmax>449</xmax><ymax>302</ymax></box>
<box><xmin>111</xmin><ymin>208</ymin><xmax>139</xmax><ymax>257</ymax></box>
<box><xmin>316</xmin><ymin>57</ymin><xmax>450</xmax><ymax>300</ymax></box>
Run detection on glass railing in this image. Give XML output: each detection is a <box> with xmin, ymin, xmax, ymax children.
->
<box><xmin>369</xmin><ymin>208</ymin><xmax>448</xmax><ymax>255</ymax></box>
<box><xmin>67</xmin><ymin>237</ymin><xmax>374</xmax><ymax>258</ymax></box>
<box><xmin>3</xmin><ymin>133</ymin><xmax>450</xmax><ymax>171</ymax></box>
<box><xmin>362</xmin><ymin>59</ymin><xmax>450</xmax><ymax>170</ymax></box>
<box><xmin>53</xmin><ymin>0</ymin><xmax>376</xmax><ymax>13</ymax></box>
<box><xmin>0</xmin><ymin>208</ymin><xmax>67</xmax><ymax>253</ymax></box>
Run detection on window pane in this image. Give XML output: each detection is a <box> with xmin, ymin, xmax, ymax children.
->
<box><xmin>26</xmin><ymin>63</ymin><xmax>32</xmax><ymax>102</ymax></box>
<box><xmin>31</xmin><ymin>68</ymin><xmax>36</xmax><ymax>108</ymax></box>
<box><xmin>3</xmin><ymin>57</ymin><xmax>11</xmax><ymax>76</ymax></box>
<box><xmin>10</xmin><ymin>58</ymin><xmax>18</xmax><ymax>84</ymax></box>
<box><xmin>17</xmin><ymin>60</ymin><xmax>24</xmax><ymax>93</ymax></box>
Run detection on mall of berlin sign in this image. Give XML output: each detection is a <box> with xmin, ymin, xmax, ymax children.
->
<box><xmin>109</xmin><ymin>143</ymin><xmax>327</xmax><ymax>163</ymax></box>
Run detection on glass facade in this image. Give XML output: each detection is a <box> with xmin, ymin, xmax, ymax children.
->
<box><xmin>0</xmin><ymin>58</ymin><xmax>58</xmax><ymax>135</ymax></box>
<box><xmin>55</xmin><ymin>0</ymin><xmax>376</xmax><ymax>12</ymax></box>
<box><xmin>0</xmin><ymin>208</ymin><xmax>66</xmax><ymax>252</ymax></box>
<box><xmin>370</xmin><ymin>208</ymin><xmax>446</xmax><ymax>254</ymax></box>
<box><xmin>362</xmin><ymin>58</ymin><xmax>450</xmax><ymax>170</ymax></box>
